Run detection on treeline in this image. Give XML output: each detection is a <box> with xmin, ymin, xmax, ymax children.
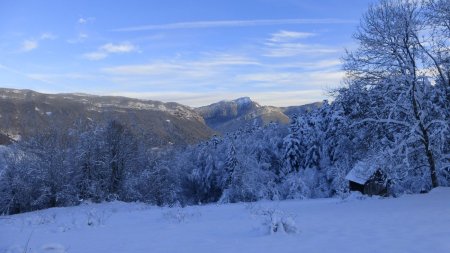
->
<box><xmin>0</xmin><ymin>0</ymin><xmax>449</xmax><ymax>214</ymax></box>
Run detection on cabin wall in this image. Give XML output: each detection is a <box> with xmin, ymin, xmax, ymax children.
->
<box><xmin>364</xmin><ymin>181</ymin><xmax>387</xmax><ymax>196</ymax></box>
<box><xmin>349</xmin><ymin>181</ymin><xmax>364</xmax><ymax>193</ymax></box>
<box><xmin>364</xmin><ymin>170</ymin><xmax>388</xmax><ymax>196</ymax></box>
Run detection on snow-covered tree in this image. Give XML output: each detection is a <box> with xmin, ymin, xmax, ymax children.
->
<box><xmin>283</xmin><ymin>115</ymin><xmax>304</xmax><ymax>174</ymax></box>
<box><xmin>342</xmin><ymin>0</ymin><xmax>449</xmax><ymax>190</ymax></box>
<box><xmin>223</xmin><ymin>143</ymin><xmax>238</xmax><ymax>188</ymax></box>
<box><xmin>0</xmin><ymin>127</ymin><xmax>78</xmax><ymax>214</ymax></box>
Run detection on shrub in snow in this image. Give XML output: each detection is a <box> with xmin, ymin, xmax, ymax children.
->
<box><xmin>86</xmin><ymin>209</ymin><xmax>110</xmax><ymax>226</ymax></box>
<box><xmin>21</xmin><ymin>213</ymin><xmax>57</xmax><ymax>226</ymax></box>
<box><xmin>252</xmin><ymin>207</ymin><xmax>298</xmax><ymax>235</ymax></box>
<box><xmin>280</xmin><ymin>172</ymin><xmax>310</xmax><ymax>200</ymax></box>
<box><xmin>345</xmin><ymin>191</ymin><xmax>367</xmax><ymax>201</ymax></box>
<box><xmin>162</xmin><ymin>207</ymin><xmax>201</xmax><ymax>223</ymax></box>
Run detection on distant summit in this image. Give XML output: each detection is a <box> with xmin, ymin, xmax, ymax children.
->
<box><xmin>231</xmin><ymin>97</ymin><xmax>253</xmax><ymax>106</ymax></box>
<box><xmin>195</xmin><ymin>97</ymin><xmax>261</xmax><ymax>132</ymax></box>
<box><xmin>195</xmin><ymin>97</ymin><xmax>321</xmax><ymax>133</ymax></box>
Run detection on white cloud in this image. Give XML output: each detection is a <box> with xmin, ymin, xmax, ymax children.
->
<box><xmin>264</xmin><ymin>43</ymin><xmax>340</xmax><ymax>57</ymax></box>
<box><xmin>101</xmin><ymin>54</ymin><xmax>259</xmax><ymax>75</ymax></box>
<box><xmin>261</xmin><ymin>59</ymin><xmax>342</xmax><ymax>70</ymax></box>
<box><xmin>0</xmin><ymin>64</ymin><xmax>54</xmax><ymax>85</ymax></box>
<box><xmin>100</xmin><ymin>42</ymin><xmax>136</xmax><ymax>53</ymax></box>
<box><xmin>303</xmin><ymin>59</ymin><xmax>341</xmax><ymax>69</ymax></box>
<box><xmin>19</xmin><ymin>32</ymin><xmax>57</xmax><ymax>52</ymax></box>
<box><xmin>21</xmin><ymin>40</ymin><xmax>38</xmax><ymax>52</ymax></box>
<box><xmin>40</xmin><ymin>32</ymin><xmax>57</xmax><ymax>40</ymax></box>
<box><xmin>82</xmin><ymin>42</ymin><xmax>137</xmax><ymax>61</ymax></box>
<box><xmin>70</xmin><ymin>17</ymin><xmax>94</xmax><ymax>44</ymax></box>
<box><xmin>78</xmin><ymin>17</ymin><xmax>95</xmax><ymax>24</ymax></box>
<box><xmin>113</xmin><ymin>18</ymin><xmax>356</xmax><ymax>32</ymax></box>
<box><xmin>263</xmin><ymin>29</ymin><xmax>341</xmax><ymax>58</ymax></box>
<box><xmin>79</xmin><ymin>33</ymin><xmax>88</xmax><ymax>39</ymax></box>
<box><xmin>268</xmin><ymin>30</ymin><xmax>315</xmax><ymax>42</ymax></box>
<box><xmin>82</xmin><ymin>52</ymin><xmax>108</xmax><ymax>61</ymax></box>
<box><xmin>27</xmin><ymin>72</ymin><xmax>97</xmax><ymax>82</ymax></box>
<box><xmin>67</xmin><ymin>33</ymin><xmax>88</xmax><ymax>44</ymax></box>
<box><xmin>236</xmin><ymin>70</ymin><xmax>344</xmax><ymax>87</ymax></box>
<box><xmin>196</xmin><ymin>54</ymin><xmax>261</xmax><ymax>67</ymax></box>
<box><xmin>98</xmin><ymin>51</ymin><xmax>344</xmax><ymax>105</ymax></box>
<box><xmin>102</xmin><ymin>63</ymin><xmax>182</xmax><ymax>75</ymax></box>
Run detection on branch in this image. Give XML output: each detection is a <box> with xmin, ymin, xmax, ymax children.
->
<box><xmin>425</xmin><ymin>120</ymin><xmax>450</xmax><ymax>130</ymax></box>
<box><xmin>351</xmin><ymin>118</ymin><xmax>412</xmax><ymax>128</ymax></box>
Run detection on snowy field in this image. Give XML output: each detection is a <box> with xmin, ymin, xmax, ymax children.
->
<box><xmin>1</xmin><ymin>188</ymin><xmax>449</xmax><ymax>253</ymax></box>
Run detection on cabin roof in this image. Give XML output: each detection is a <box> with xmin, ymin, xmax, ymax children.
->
<box><xmin>345</xmin><ymin>159</ymin><xmax>380</xmax><ymax>185</ymax></box>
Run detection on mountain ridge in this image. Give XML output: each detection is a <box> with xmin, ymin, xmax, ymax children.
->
<box><xmin>0</xmin><ymin>88</ymin><xmax>321</xmax><ymax>144</ymax></box>
<box><xmin>0</xmin><ymin>88</ymin><xmax>214</xmax><ymax>146</ymax></box>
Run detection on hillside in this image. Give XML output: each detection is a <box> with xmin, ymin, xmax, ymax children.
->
<box><xmin>0</xmin><ymin>88</ymin><xmax>214</xmax><ymax>146</ymax></box>
<box><xmin>281</xmin><ymin>101</ymin><xmax>323</xmax><ymax>118</ymax></box>
<box><xmin>1</xmin><ymin>188</ymin><xmax>449</xmax><ymax>253</ymax></box>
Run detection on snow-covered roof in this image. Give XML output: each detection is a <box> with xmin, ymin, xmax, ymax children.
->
<box><xmin>345</xmin><ymin>159</ymin><xmax>380</xmax><ymax>185</ymax></box>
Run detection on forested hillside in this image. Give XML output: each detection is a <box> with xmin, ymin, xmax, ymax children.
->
<box><xmin>0</xmin><ymin>88</ymin><xmax>214</xmax><ymax>146</ymax></box>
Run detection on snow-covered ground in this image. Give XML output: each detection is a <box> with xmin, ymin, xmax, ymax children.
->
<box><xmin>2</xmin><ymin>188</ymin><xmax>449</xmax><ymax>253</ymax></box>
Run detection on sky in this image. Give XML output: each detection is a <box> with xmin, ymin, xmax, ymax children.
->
<box><xmin>0</xmin><ymin>0</ymin><xmax>375</xmax><ymax>107</ymax></box>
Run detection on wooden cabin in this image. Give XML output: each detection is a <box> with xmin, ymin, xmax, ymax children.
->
<box><xmin>345</xmin><ymin>160</ymin><xmax>388</xmax><ymax>196</ymax></box>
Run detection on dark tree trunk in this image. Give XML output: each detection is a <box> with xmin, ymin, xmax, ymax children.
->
<box><xmin>421</xmin><ymin>124</ymin><xmax>439</xmax><ymax>188</ymax></box>
<box><xmin>411</xmin><ymin>83</ymin><xmax>439</xmax><ymax>188</ymax></box>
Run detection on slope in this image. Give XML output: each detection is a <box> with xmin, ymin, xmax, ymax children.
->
<box><xmin>0</xmin><ymin>88</ymin><xmax>214</xmax><ymax>146</ymax></box>
<box><xmin>1</xmin><ymin>188</ymin><xmax>449</xmax><ymax>253</ymax></box>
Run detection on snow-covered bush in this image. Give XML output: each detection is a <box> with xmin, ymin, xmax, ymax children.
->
<box><xmin>252</xmin><ymin>207</ymin><xmax>299</xmax><ymax>235</ymax></box>
<box><xmin>280</xmin><ymin>172</ymin><xmax>310</xmax><ymax>200</ymax></box>
<box><xmin>162</xmin><ymin>207</ymin><xmax>201</xmax><ymax>223</ymax></box>
<box><xmin>344</xmin><ymin>191</ymin><xmax>367</xmax><ymax>201</ymax></box>
<box><xmin>86</xmin><ymin>209</ymin><xmax>110</xmax><ymax>226</ymax></box>
<box><xmin>31</xmin><ymin>213</ymin><xmax>57</xmax><ymax>225</ymax></box>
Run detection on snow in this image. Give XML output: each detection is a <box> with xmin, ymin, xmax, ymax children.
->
<box><xmin>234</xmin><ymin>97</ymin><xmax>252</xmax><ymax>106</ymax></box>
<box><xmin>345</xmin><ymin>159</ymin><xmax>380</xmax><ymax>184</ymax></box>
<box><xmin>1</xmin><ymin>188</ymin><xmax>450</xmax><ymax>253</ymax></box>
<box><xmin>88</xmin><ymin>101</ymin><xmax>199</xmax><ymax>120</ymax></box>
<box><xmin>217</xmin><ymin>97</ymin><xmax>254</xmax><ymax>106</ymax></box>
<box><xmin>9</xmin><ymin>135</ymin><xmax>21</xmax><ymax>141</ymax></box>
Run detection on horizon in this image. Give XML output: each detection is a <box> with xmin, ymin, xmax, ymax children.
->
<box><xmin>0</xmin><ymin>87</ymin><xmax>324</xmax><ymax>108</ymax></box>
<box><xmin>0</xmin><ymin>0</ymin><xmax>375</xmax><ymax>107</ymax></box>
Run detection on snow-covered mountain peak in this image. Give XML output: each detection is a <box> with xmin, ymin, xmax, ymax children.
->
<box><xmin>233</xmin><ymin>97</ymin><xmax>253</xmax><ymax>105</ymax></box>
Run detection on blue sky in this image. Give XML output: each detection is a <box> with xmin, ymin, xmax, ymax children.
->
<box><xmin>0</xmin><ymin>0</ymin><xmax>375</xmax><ymax>106</ymax></box>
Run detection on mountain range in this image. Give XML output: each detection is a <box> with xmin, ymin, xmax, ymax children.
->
<box><xmin>0</xmin><ymin>88</ymin><xmax>321</xmax><ymax>146</ymax></box>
